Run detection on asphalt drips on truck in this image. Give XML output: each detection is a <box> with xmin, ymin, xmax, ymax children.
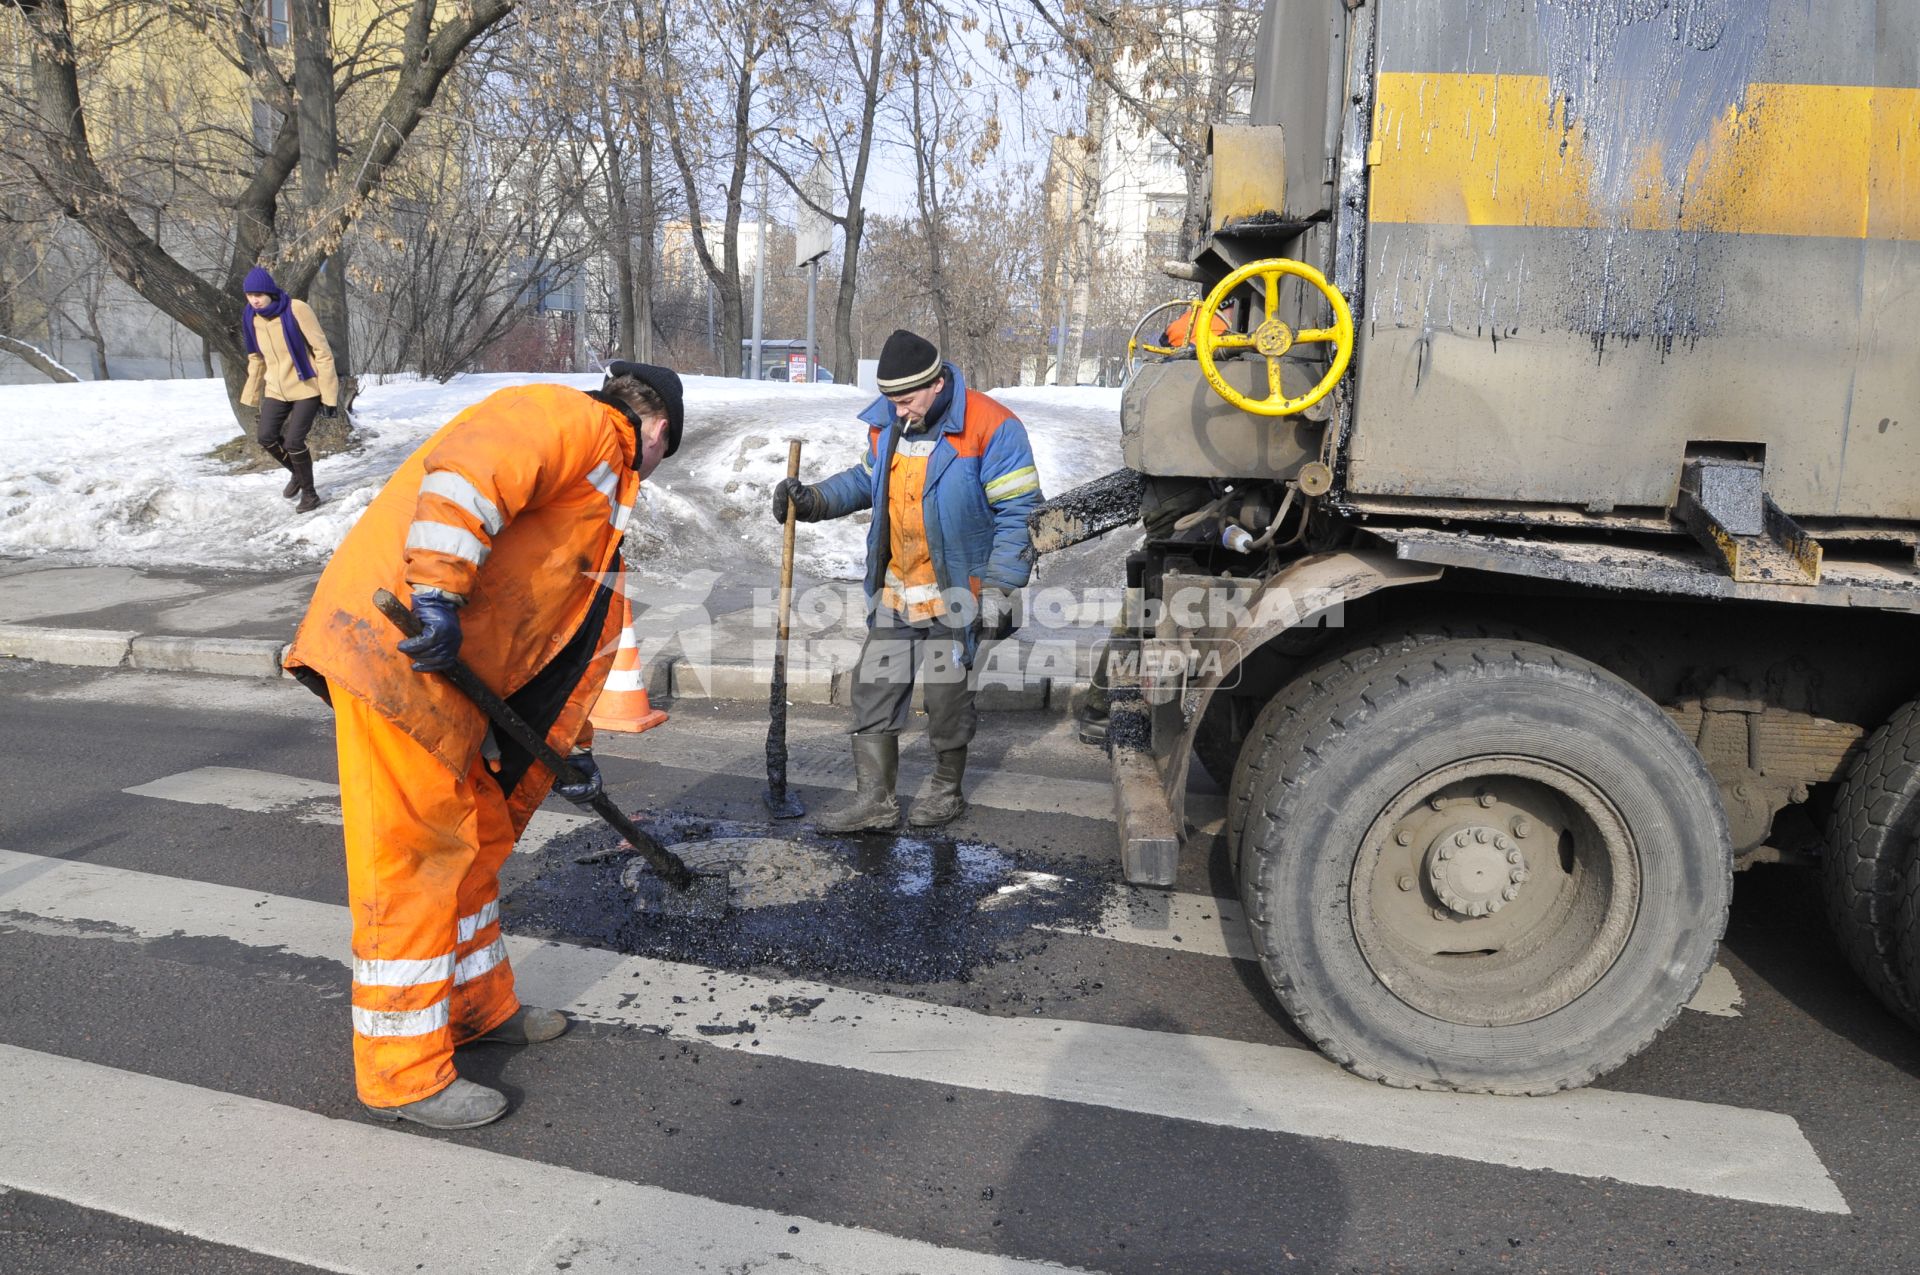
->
<box><xmin>502</xmin><ymin>810</ymin><xmax>1111</xmax><ymax>985</ymax></box>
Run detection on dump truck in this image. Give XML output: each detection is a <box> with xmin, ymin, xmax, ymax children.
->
<box><xmin>1039</xmin><ymin>0</ymin><xmax>1920</xmax><ymax>1094</ymax></box>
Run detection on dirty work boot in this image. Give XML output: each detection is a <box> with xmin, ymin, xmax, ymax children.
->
<box><xmin>363</xmin><ymin>1077</ymin><xmax>507</xmax><ymax>1130</ymax></box>
<box><xmin>815</xmin><ymin>733</ymin><xmax>901</xmax><ymax>833</ymax></box>
<box><xmin>909</xmin><ymin>748</ymin><xmax>968</xmax><ymax>827</ymax></box>
<box><xmin>288</xmin><ymin>447</ymin><xmax>321</xmax><ymax>512</ymax></box>
<box><xmin>472</xmin><ymin>1006</ymin><xmax>569</xmax><ymax>1046</ymax></box>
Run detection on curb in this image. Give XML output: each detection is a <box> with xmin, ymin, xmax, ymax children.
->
<box><xmin>0</xmin><ymin>625</ymin><xmax>1092</xmax><ymax>714</ymax></box>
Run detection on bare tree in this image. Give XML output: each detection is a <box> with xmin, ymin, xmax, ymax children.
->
<box><xmin>656</xmin><ymin>0</ymin><xmax>791</xmax><ymax>377</ymax></box>
<box><xmin>0</xmin><ymin>0</ymin><xmax>515</xmax><ymax>424</ymax></box>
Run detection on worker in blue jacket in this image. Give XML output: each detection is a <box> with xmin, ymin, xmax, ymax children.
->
<box><xmin>771</xmin><ymin>329</ymin><xmax>1041</xmax><ymax>830</ymax></box>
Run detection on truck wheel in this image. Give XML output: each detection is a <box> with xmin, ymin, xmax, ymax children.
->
<box><xmin>1225</xmin><ymin>620</ymin><xmax>1538</xmax><ymax>874</ymax></box>
<box><xmin>1237</xmin><ymin>637</ymin><xmax>1732</xmax><ymax>1093</ymax></box>
<box><xmin>1822</xmin><ymin>699</ymin><xmax>1920</xmax><ymax>1027</ymax></box>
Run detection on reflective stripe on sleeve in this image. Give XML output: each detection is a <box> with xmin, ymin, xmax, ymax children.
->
<box><xmin>984</xmin><ymin>466</ymin><xmax>1039</xmax><ymax>503</ymax></box>
<box><xmin>352</xmin><ymin>954</ymin><xmax>455</xmax><ymax>988</ymax></box>
<box><xmin>587</xmin><ymin>462</ymin><xmax>632</xmax><ymax>529</ymax></box>
<box><xmin>351</xmin><ymin>1001</ymin><xmax>450</xmax><ymax>1038</ymax></box>
<box><xmin>405</xmin><ymin>520</ymin><xmax>490</xmax><ymax>567</ymax></box>
<box><xmin>418</xmin><ymin>472</ymin><xmax>504</xmax><ymax>535</ymax></box>
<box><xmin>456</xmin><ymin>900</ymin><xmax>500</xmax><ymax>945</ymax></box>
<box><xmin>454</xmin><ymin>938</ymin><xmax>507</xmax><ymax>986</ymax></box>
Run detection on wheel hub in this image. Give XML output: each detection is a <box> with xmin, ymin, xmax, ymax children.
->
<box><xmin>1425</xmin><ymin>826</ymin><xmax>1529</xmax><ymax>917</ymax></box>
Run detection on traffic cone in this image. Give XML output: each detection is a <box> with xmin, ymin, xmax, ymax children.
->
<box><xmin>590</xmin><ymin>610</ymin><xmax>668</xmax><ymax>734</ymax></box>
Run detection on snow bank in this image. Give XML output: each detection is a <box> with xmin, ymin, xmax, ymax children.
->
<box><xmin>0</xmin><ymin>373</ymin><xmax>1126</xmax><ymax>583</ymax></box>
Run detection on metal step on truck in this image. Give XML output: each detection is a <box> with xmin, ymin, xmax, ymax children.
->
<box><xmin>1034</xmin><ymin>0</ymin><xmax>1920</xmax><ymax>1095</ymax></box>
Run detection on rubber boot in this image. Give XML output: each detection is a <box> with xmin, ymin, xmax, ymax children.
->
<box><xmin>261</xmin><ymin>441</ymin><xmax>301</xmax><ymax>497</ymax></box>
<box><xmin>288</xmin><ymin>447</ymin><xmax>321</xmax><ymax>512</ymax></box>
<box><xmin>471</xmin><ymin>1006</ymin><xmax>569</xmax><ymax>1046</ymax></box>
<box><xmin>909</xmin><ymin>748</ymin><xmax>968</xmax><ymax>827</ymax></box>
<box><xmin>363</xmin><ymin>1077</ymin><xmax>507</xmax><ymax>1129</ymax></box>
<box><xmin>815</xmin><ymin>733</ymin><xmax>901</xmax><ymax>833</ymax></box>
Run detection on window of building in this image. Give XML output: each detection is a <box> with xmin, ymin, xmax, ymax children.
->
<box><xmin>264</xmin><ymin>0</ymin><xmax>289</xmax><ymax>47</ymax></box>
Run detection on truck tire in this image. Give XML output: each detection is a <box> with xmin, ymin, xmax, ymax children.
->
<box><xmin>1236</xmin><ymin>637</ymin><xmax>1732</xmax><ymax>1094</ymax></box>
<box><xmin>1224</xmin><ymin>619</ymin><xmax>1539</xmax><ymax>874</ymax></box>
<box><xmin>1822</xmin><ymin>699</ymin><xmax>1920</xmax><ymax>1027</ymax></box>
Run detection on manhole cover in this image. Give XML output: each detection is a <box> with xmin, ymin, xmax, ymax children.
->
<box><xmin>621</xmin><ymin>836</ymin><xmax>851</xmax><ymax>911</ymax></box>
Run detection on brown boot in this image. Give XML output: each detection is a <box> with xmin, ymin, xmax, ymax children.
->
<box><xmin>815</xmin><ymin>733</ymin><xmax>901</xmax><ymax>833</ymax></box>
<box><xmin>261</xmin><ymin>441</ymin><xmax>301</xmax><ymax>497</ymax></box>
<box><xmin>909</xmin><ymin>748</ymin><xmax>968</xmax><ymax>827</ymax></box>
<box><xmin>288</xmin><ymin>447</ymin><xmax>321</xmax><ymax>512</ymax></box>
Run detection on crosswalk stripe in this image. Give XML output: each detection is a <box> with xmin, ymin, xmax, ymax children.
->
<box><xmin>123</xmin><ymin>765</ymin><xmax>590</xmax><ymax>851</ymax></box>
<box><xmin>122</xmin><ymin>765</ymin><xmax>1744</xmax><ymax>1015</ymax></box>
<box><xmin>0</xmin><ymin>847</ymin><xmax>1845</xmax><ymax>1212</ymax></box>
<box><xmin>0</xmin><ymin>1043</ymin><xmax>1089</xmax><ymax>1275</ymax></box>
<box><xmin>1052</xmin><ymin>891</ymin><xmax>1743</xmax><ymax>1017</ymax></box>
<box><xmin>594</xmin><ymin>732</ymin><xmax>1124</xmax><ymax>822</ymax></box>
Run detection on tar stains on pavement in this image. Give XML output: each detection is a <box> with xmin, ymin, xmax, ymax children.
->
<box><xmin>502</xmin><ymin>810</ymin><xmax>1110</xmax><ymax>985</ymax></box>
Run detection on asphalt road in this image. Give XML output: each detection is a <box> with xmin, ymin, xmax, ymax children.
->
<box><xmin>3</xmin><ymin>658</ymin><xmax>1919</xmax><ymax>1273</ymax></box>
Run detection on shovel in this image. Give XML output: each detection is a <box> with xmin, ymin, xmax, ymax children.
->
<box><xmin>373</xmin><ymin>589</ymin><xmax>730</xmax><ymax>918</ymax></box>
<box><xmin>764</xmin><ymin>438</ymin><xmax>807</xmax><ymax>819</ymax></box>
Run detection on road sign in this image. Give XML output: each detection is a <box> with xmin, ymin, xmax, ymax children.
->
<box><xmin>795</xmin><ymin>160</ymin><xmax>835</xmax><ymax>267</ymax></box>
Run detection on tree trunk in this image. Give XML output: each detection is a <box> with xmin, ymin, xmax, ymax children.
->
<box><xmin>635</xmin><ymin>114</ymin><xmax>656</xmax><ymax>363</ymax></box>
<box><xmin>290</xmin><ymin>0</ymin><xmax>354</xmax><ymax>409</ymax></box>
<box><xmin>0</xmin><ymin>333</ymin><xmax>80</xmax><ymax>382</ymax></box>
<box><xmin>1061</xmin><ymin>74</ymin><xmax>1108</xmax><ymax>387</ymax></box>
<box><xmin>605</xmin><ymin>125</ymin><xmax>637</xmax><ymax>361</ymax></box>
<box><xmin>829</xmin><ymin>0</ymin><xmax>888</xmax><ymax>385</ymax></box>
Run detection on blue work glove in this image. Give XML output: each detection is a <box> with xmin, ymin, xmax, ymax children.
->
<box><xmin>771</xmin><ymin>477</ymin><xmax>825</xmax><ymax>524</ymax></box>
<box><xmin>553</xmin><ymin>751</ymin><xmax>603</xmax><ymax>805</ymax></box>
<box><xmin>395</xmin><ymin>594</ymin><xmax>463</xmax><ymax>672</ymax></box>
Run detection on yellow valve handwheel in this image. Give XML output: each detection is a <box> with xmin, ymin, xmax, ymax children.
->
<box><xmin>1194</xmin><ymin>258</ymin><xmax>1354</xmax><ymax>417</ymax></box>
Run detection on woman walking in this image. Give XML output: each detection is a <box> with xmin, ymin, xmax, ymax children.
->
<box><xmin>239</xmin><ymin>266</ymin><xmax>339</xmax><ymax>513</ymax></box>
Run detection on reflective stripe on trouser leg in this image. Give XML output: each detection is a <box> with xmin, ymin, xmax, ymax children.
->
<box><xmin>448</xmin><ymin>753</ymin><xmax>522</xmax><ymax>1044</ymax></box>
<box><xmin>335</xmin><ymin>689</ymin><xmax>482</xmax><ymax>1108</ymax></box>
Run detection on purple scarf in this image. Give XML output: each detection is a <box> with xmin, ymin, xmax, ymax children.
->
<box><xmin>240</xmin><ymin>269</ymin><xmax>317</xmax><ymax>383</ymax></box>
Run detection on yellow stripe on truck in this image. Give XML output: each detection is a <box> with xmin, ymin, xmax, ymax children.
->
<box><xmin>1369</xmin><ymin>72</ymin><xmax>1920</xmax><ymax>241</ymax></box>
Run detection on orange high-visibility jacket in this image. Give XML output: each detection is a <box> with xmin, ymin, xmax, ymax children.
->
<box><xmin>286</xmin><ymin>384</ymin><xmax>639</xmax><ymax>775</ymax></box>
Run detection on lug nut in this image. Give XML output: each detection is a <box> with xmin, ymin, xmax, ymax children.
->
<box><xmin>1454</xmin><ymin>831</ymin><xmax>1469</xmax><ymax>847</ymax></box>
<box><xmin>1478</xmin><ymin>792</ymin><xmax>1497</xmax><ymax>808</ymax></box>
<box><xmin>1474</xmin><ymin>828</ymin><xmax>1491</xmax><ymax>844</ymax></box>
<box><xmin>1511</xmin><ymin>816</ymin><xmax>1532</xmax><ymax>837</ymax></box>
<box><xmin>1395</xmin><ymin>830</ymin><xmax>1413</xmax><ymax>846</ymax></box>
<box><xmin>1397</xmin><ymin>875</ymin><xmax>1414</xmax><ymax>892</ymax></box>
<box><xmin>1502</xmin><ymin>885</ymin><xmax>1520</xmax><ymax>902</ymax></box>
<box><xmin>1507</xmin><ymin>848</ymin><xmax>1523</xmax><ymax>864</ymax></box>
<box><xmin>1432</xmin><ymin>907</ymin><xmax>1450</xmax><ymax>921</ymax></box>
<box><xmin>1429</xmin><ymin>796</ymin><xmax>1446</xmax><ymax>811</ymax></box>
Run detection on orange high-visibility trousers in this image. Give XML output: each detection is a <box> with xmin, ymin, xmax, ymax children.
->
<box><xmin>331</xmin><ymin>687</ymin><xmax>553</xmax><ymax>1108</ymax></box>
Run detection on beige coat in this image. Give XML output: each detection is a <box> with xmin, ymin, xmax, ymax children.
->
<box><xmin>240</xmin><ymin>298</ymin><xmax>339</xmax><ymax>407</ymax></box>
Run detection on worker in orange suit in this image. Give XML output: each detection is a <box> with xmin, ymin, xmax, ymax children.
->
<box><xmin>284</xmin><ymin>362</ymin><xmax>685</xmax><ymax>1130</ymax></box>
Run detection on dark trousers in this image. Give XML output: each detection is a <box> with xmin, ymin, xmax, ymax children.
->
<box><xmin>848</xmin><ymin>610</ymin><xmax>977</xmax><ymax>754</ymax></box>
<box><xmin>257</xmin><ymin>397</ymin><xmax>320</xmax><ymax>454</ymax></box>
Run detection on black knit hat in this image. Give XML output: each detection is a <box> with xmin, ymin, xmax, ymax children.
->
<box><xmin>875</xmin><ymin>329</ymin><xmax>943</xmax><ymax>394</ymax></box>
<box><xmin>605</xmin><ymin>360</ymin><xmax>685</xmax><ymax>456</ymax></box>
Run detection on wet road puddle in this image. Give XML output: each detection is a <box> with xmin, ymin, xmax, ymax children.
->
<box><xmin>503</xmin><ymin>811</ymin><xmax>1110</xmax><ymax>984</ymax></box>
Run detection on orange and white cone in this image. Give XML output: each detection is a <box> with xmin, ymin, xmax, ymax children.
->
<box><xmin>589</xmin><ymin>610</ymin><xmax>668</xmax><ymax>734</ymax></box>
